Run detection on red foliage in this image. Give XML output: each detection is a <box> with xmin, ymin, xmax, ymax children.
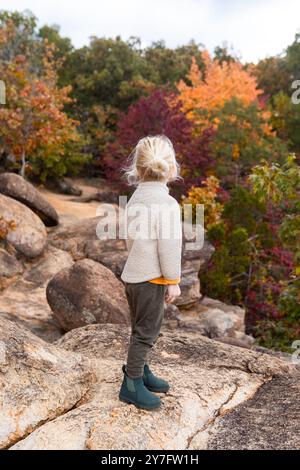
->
<box><xmin>102</xmin><ymin>88</ymin><xmax>215</xmax><ymax>194</ymax></box>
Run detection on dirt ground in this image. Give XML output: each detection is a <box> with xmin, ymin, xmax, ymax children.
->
<box><xmin>39</xmin><ymin>178</ymin><xmax>112</xmax><ymax>220</ymax></box>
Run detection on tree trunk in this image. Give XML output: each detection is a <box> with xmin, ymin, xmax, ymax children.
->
<box><xmin>20</xmin><ymin>151</ymin><xmax>26</xmax><ymax>178</ymax></box>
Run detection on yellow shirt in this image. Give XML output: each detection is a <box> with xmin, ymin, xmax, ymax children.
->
<box><xmin>148</xmin><ymin>277</ymin><xmax>180</xmax><ymax>285</ymax></box>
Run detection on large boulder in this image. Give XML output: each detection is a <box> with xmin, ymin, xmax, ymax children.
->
<box><xmin>0</xmin><ymin>194</ymin><xmax>47</xmax><ymax>258</ymax></box>
<box><xmin>0</xmin><ymin>246</ymin><xmax>73</xmax><ymax>342</ymax></box>
<box><xmin>9</xmin><ymin>324</ymin><xmax>297</xmax><ymax>450</ymax></box>
<box><xmin>0</xmin><ymin>173</ymin><xmax>59</xmax><ymax>226</ymax></box>
<box><xmin>46</xmin><ymin>258</ymin><xmax>130</xmax><ymax>331</ymax></box>
<box><xmin>0</xmin><ymin>317</ymin><xmax>94</xmax><ymax>449</ymax></box>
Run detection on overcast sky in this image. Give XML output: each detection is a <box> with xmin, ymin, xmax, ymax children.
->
<box><xmin>1</xmin><ymin>0</ymin><xmax>299</xmax><ymax>63</ymax></box>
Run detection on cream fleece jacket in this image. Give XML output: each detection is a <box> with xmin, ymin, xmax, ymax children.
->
<box><xmin>121</xmin><ymin>181</ymin><xmax>182</xmax><ymax>283</ymax></box>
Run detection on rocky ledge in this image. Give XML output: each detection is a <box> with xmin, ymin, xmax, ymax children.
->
<box><xmin>2</xmin><ymin>322</ymin><xmax>298</xmax><ymax>450</ymax></box>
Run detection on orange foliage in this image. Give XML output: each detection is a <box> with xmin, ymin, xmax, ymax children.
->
<box><xmin>170</xmin><ymin>51</ymin><xmax>263</xmax><ymax>127</ymax></box>
<box><xmin>0</xmin><ymin>22</ymin><xmax>79</xmax><ymax>176</ymax></box>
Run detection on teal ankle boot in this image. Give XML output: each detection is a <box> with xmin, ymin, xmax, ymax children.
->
<box><xmin>143</xmin><ymin>364</ymin><xmax>170</xmax><ymax>393</ymax></box>
<box><xmin>119</xmin><ymin>365</ymin><xmax>161</xmax><ymax>410</ymax></box>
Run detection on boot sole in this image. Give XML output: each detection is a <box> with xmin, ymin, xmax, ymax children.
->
<box><xmin>119</xmin><ymin>394</ymin><xmax>161</xmax><ymax>410</ymax></box>
<box><xmin>145</xmin><ymin>386</ymin><xmax>170</xmax><ymax>394</ymax></box>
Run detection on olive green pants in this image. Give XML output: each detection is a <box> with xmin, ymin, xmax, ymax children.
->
<box><xmin>124</xmin><ymin>281</ymin><xmax>167</xmax><ymax>379</ymax></box>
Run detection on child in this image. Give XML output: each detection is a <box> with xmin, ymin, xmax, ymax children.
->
<box><xmin>119</xmin><ymin>135</ymin><xmax>182</xmax><ymax>410</ymax></box>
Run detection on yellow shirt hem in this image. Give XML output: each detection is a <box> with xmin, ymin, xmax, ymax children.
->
<box><xmin>148</xmin><ymin>277</ymin><xmax>180</xmax><ymax>285</ymax></box>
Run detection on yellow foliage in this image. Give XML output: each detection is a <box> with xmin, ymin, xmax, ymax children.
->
<box><xmin>232</xmin><ymin>143</ymin><xmax>240</xmax><ymax>160</ymax></box>
<box><xmin>182</xmin><ymin>175</ymin><xmax>223</xmax><ymax>228</ymax></box>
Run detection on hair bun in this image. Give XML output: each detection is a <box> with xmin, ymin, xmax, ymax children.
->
<box><xmin>150</xmin><ymin>158</ymin><xmax>169</xmax><ymax>177</ymax></box>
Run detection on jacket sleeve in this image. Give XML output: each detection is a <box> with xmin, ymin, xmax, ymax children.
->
<box><xmin>156</xmin><ymin>199</ymin><xmax>182</xmax><ymax>280</ymax></box>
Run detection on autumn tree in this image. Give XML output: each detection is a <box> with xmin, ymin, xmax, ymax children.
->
<box><xmin>102</xmin><ymin>88</ymin><xmax>215</xmax><ymax>194</ymax></box>
<box><xmin>201</xmin><ymin>156</ymin><xmax>300</xmax><ymax>350</ymax></box>
<box><xmin>0</xmin><ymin>10</ymin><xmax>38</xmax><ymax>62</ymax></box>
<box><xmin>173</xmin><ymin>50</ymin><xmax>262</xmax><ymax>129</ymax></box>
<box><xmin>0</xmin><ymin>16</ymin><xmax>88</xmax><ymax>180</ymax></box>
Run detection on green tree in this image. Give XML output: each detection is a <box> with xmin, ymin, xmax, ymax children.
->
<box><xmin>271</xmin><ymin>91</ymin><xmax>300</xmax><ymax>153</ymax></box>
<box><xmin>207</xmin><ymin>98</ymin><xmax>288</xmax><ymax>187</ymax></box>
<box><xmin>286</xmin><ymin>32</ymin><xmax>300</xmax><ymax>81</ymax></box>
<box><xmin>61</xmin><ymin>36</ymin><xmax>151</xmax><ymax>112</ymax></box>
<box><xmin>201</xmin><ymin>221</ymin><xmax>253</xmax><ymax>303</ymax></box>
<box><xmin>38</xmin><ymin>24</ymin><xmax>73</xmax><ymax>61</ymax></box>
<box><xmin>143</xmin><ymin>39</ymin><xmax>205</xmax><ymax>87</ymax></box>
<box><xmin>213</xmin><ymin>43</ymin><xmax>238</xmax><ymax>64</ymax></box>
<box><xmin>254</xmin><ymin>56</ymin><xmax>290</xmax><ymax>98</ymax></box>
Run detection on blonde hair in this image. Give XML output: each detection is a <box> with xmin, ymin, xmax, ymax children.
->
<box><xmin>123</xmin><ymin>135</ymin><xmax>180</xmax><ymax>185</ymax></box>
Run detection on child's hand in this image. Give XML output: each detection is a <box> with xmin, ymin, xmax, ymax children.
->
<box><xmin>165</xmin><ymin>284</ymin><xmax>181</xmax><ymax>304</ymax></box>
